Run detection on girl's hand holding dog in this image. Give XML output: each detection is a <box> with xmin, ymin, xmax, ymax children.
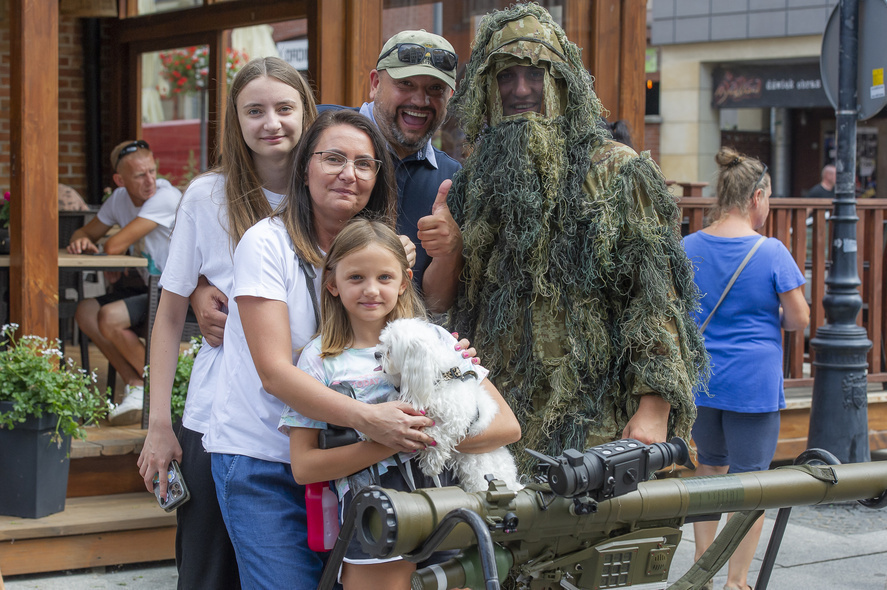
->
<box><xmin>355</xmin><ymin>400</ymin><xmax>435</xmax><ymax>453</ymax></box>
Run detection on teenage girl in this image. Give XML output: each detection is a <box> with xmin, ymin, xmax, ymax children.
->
<box><xmin>280</xmin><ymin>219</ymin><xmax>521</xmax><ymax>590</ymax></box>
<box><xmin>136</xmin><ymin>56</ymin><xmax>317</xmax><ymax>590</ymax></box>
<box><xmin>203</xmin><ymin>110</ymin><xmax>449</xmax><ymax>589</ymax></box>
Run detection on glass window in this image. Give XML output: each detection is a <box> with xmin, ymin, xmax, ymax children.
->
<box><xmin>227</xmin><ymin>19</ymin><xmax>308</xmax><ymax>75</ymax></box>
<box><xmin>136</xmin><ymin>0</ymin><xmax>201</xmax><ymax>16</ymax></box>
<box><xmin>141</xmin><ymin>45</ymin><xmax>220</xmax><ymax>188</ymax></box>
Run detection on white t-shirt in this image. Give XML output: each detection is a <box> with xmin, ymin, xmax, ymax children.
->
<box><xmin>203</xmin><ymin>217</ymin><xmax>321</xmax><ymax>463</ymax></box>
<box><xmin>97</xmin><ymin>178</ymin><xmax>181</xmax><ymax>276</ymax></box>
<box><xmin>159</xmin><ymin>172</ymin><xmax>285</xmax><ymax>434</ymax></box>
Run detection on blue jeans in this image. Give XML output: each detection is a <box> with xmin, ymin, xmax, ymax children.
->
<box><xmin>211</xmin><ymin>453</ymin><xmax>325</xmax><ymax>590</ymax></box>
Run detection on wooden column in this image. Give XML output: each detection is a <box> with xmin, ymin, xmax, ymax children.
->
<box><xmin>9</xmin><ymin>0</ymin><xmax>59</xmax><ymax>338</ymax></box>
<box><xmin>567</xmin><ymin>0</ymin><xmax>645</xmax><ymax>152</ymax></box>
<box><xmin>309</xmin><ymin>0</ymin><xmax>382</xmax><ymax>107</ymax></box>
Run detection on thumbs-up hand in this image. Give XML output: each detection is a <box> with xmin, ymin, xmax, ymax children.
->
<box><xmin>417</xmin><ymin>179</ymin><xmax>462</xmax><ymax>259</ymax></box>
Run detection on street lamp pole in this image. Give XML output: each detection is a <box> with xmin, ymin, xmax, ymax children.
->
<box><xmin>807</xmin><ymin>0</ymin><xmax>871</xmax><ymax>463</ymax></box>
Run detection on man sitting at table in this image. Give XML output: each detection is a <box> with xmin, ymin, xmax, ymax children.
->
<box><xmin>67</xmin><ymin>140</ymin><xmax>182</xmax><ymax>425</ymax></box>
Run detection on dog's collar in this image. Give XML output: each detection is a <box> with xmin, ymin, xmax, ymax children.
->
<box><xmin>440</xmin><ymin>367</ymin><xmax>479</xmax><ymax>382</ymax></box>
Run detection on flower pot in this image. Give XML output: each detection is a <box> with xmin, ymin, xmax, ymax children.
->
<box><xmin>0</xmin><ymin>401</ymin><xmax>72</xmax><ymax>518</ymax></box>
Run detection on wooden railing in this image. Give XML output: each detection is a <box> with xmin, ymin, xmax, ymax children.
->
<box><xmin>677</xmin><ymin>197</ymin><xmax>887</xmax><ymax>388</ymax></box>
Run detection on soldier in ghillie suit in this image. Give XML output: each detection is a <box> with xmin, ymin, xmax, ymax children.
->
<box><xmin>445</xmin><ymin>3</ymin><xmax>708</xmax><ymax>473</ymax></box>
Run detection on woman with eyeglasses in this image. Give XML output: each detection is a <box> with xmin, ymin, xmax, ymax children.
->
<box><xmin>682</xmin><ymin>146</ymin><xmax>809</xmax><ymax>590</ymax></box>
<box><xmin>202</xmin><ymin>109</ymin><xmax>438</xmax><ymax>588</ymax></box>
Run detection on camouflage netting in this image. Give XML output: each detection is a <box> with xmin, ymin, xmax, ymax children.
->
<box><xmin>447</xmin><ymin>3</ymin><xmax>708</xmax><ymax>473</ymax></box>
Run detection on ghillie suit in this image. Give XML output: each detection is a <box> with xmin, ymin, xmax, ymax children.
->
<box><xmin>447</xmin><ymin>3</ymin><xmax>708</xmax><ymax>474</ymax></box>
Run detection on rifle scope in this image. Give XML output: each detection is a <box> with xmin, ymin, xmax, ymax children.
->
<box><xmin>527</xmin><ymin>437</ymin><xmax>695</xmax><ymax>500</ymax></box>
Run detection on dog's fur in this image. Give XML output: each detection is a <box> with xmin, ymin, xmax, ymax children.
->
<box><xmin>376</xmin><ymin>318</ymin><xmax>521</xmax><ymax>492</ymax></box>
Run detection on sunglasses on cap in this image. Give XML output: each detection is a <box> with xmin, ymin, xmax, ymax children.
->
<box><xmin>377</xmin><ymin>43</ymin><xmax>458</xmax><ymax>73</ymax></box>
<box><xmin>115</xmin><ymin>140</ymin><xmax>150</xmax><ymax>169</ymax></box>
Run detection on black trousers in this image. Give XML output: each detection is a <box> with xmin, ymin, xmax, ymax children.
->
<box><xmin>176</xmin><ymin>425</ymin><xmax>241</xmax><ymax>590</ymax></box>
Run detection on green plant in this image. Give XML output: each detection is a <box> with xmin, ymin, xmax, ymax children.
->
<box><xmin>0</xmin><ymin>324</ymin><xmax>110</xmax><ymax>441</ymax></box>
<box><xmin>144</xmin><ymin>336</ymin><xmax>202</xmax><ymax>423</ymax></box>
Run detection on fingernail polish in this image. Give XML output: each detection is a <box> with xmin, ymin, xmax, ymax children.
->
<box><xmin>472</xmin><ymin>357</ymin><xmax>480</xmax><ymax>364</ymax></box>
<box><xmin>451</xmin><ymin>332</ymin><xmax>459</xmax><ymax>338</ymax></box>
<box><xmin>412</xmin><ymin>449</ymin><xmax>418</xmax><ymax>453</ymax></box>
<box><xmin>454</xmin><ymin>344</ymin><xmax>462</xmax><ymax>351</ymax></box>
<box><xmin>432</xmin><ymin>421</ymin><xmax>436</xmax><ymax>426</ymax></box>
<box><xmin>462</xmin><ymin>351</ymin><xmax>470</xmax><ymax>358</ymax></box>
<box><xmin>431</xmin><ymin>440</ymin><xmax>437</xmax><ymax>447</ymax></box>
<box><xmin>420</xmin><ymin>409</ymin><xmax>426</xmax><ymax>415</ymax></box>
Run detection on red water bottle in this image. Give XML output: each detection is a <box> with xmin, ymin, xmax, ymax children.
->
<box><xmin>306</xmin><ymin>482</ymin><xmax>340</xmax><ymax>551</ymax></box>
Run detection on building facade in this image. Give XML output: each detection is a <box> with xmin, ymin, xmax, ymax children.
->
<box><xmin>651</xmin><ymin>0</ymin><xmax>885</xmax><ymax>198</ymax></box>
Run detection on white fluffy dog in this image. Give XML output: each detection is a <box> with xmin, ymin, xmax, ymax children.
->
<box><xmin>376</xmin><ymin>318</ymin><xmax>521</xmax><ymax>493</ymax></box>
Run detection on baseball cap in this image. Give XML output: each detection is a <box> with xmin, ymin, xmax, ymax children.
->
<box><xmin>376</xmin><ymin>30</ymin><xmax>458</xmax><ymax>90</ymax></box>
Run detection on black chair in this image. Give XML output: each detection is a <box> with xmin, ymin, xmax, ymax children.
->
<box><xmin>141</xmin><ymin>274</ymin><xmax>202</xmax><ymax>428</ymax></box>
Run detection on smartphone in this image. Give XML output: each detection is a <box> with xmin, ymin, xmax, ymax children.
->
<box><xmin>153</xmin><ymin>460</ymin><xmax>190</xmax><ymax>512</ymax></box>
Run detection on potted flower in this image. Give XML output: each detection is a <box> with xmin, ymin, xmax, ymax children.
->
<box><xmin>0</xmin><ymin>323</ymin><xmax>110</xmax><ymax>518</ymax></box>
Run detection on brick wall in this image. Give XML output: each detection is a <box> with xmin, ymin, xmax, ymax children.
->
<box><xmin>0</xmin><ymin>13</ymin><xmax>113</xmax><ymax>203</ymax></box>
<box><xmin>58</xmin><ymin>16</ymin><xmax>87</xmax><ymax>196</ymax></box>
<box><xmin>643</xmin><ymin>120</ymin><xmax>660</xmax><ymax>165</ymax></box>
<box><xmin>0</xmin><ymin>11</ymin><xmax>10</xmax><ymax>196</ymax></box>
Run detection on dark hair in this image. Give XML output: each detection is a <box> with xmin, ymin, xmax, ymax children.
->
<box><xmin>711</xmin><ymin>146</ymin><xmax>770</xmax><ymax>220</ymax></box>
<box><xmin>600</xmin><ymin>118</ymin><xmax>634</xmax><ymax>149</ymax></box>
<box><xmin>218</xmin><ymin>57</ymin><xmax>317</xmax><ymax>245</ymax></box>
<box><xmin>275</xmin><ymin>109</ymin><xmax>397</xmax><ymax>266</ymax></box>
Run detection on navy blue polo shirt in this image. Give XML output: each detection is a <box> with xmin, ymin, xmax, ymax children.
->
<box><xmin>317</xmin><ymin>103</ymin><xmax>461</xmax><ymax>290</ymax></box>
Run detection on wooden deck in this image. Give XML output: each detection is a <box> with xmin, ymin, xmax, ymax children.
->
<box><xmin>0</xmin><ymin>424</ymin><xmax>174</xmax><ymax>578</ymax></box>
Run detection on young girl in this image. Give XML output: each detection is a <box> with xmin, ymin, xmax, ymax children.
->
<box><xmin>279</xmin><ymin>219</ymin><xmax>521</xmax><ymax>590</ymax></box>
<box><xmin>136</xmin><ymin>57</ymin><xmax>317</xmax><ymax>589</ymax></box>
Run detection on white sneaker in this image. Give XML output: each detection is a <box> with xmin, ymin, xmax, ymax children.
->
<box><xmin>109</xmin><ymin>384</ymin><xmax>144</xmax><ymax>425</ymax></box>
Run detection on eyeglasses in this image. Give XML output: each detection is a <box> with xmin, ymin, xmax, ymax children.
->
<box><xmin>749</xmin><ymin>163</ymin><xmax>768</xmax><ymax>198</ymax></box>
<box><xmin>377</xmin><ymin>43</ymin><xmax>458</xmax><ymax>73</ymax></box>
<box><xmin>115</xmin><ymin>140</ymin><xmax>150</xmax><ymax>169</ymax></box>
<box><xmin>313</xmin><ymin>152</ymin><xmax>382</xmax><ymax>180</ymax></box>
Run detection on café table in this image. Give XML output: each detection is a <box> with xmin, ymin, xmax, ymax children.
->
<box><xmin>0</xmin><ymin>249</ymin><xmax>148</xmax><ymax>328</ymax></box>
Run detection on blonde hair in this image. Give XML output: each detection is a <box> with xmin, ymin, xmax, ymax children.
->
<box><xmin>711</xmin><ymin>146</ymin><xmax>770</xmax><ymax>221</ymax></box>
<box><xmin>218</xmin><ymin>57</ymin><xmax>317</xmax><ymax>246</ymax></box>
<box><xmin>320</xmin><ymin>219</ymin><xmax>425</xmax><ymax>357</ymax></box>
<box><xmin>274</xmin><ymin>109</ymin><xmax>397</xmax><ymax>267</ymax></box>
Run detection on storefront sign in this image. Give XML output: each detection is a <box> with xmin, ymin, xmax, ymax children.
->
<box><xmin>277</xmin><ymin>39</ymin><xmax>308</xmax><ymax>72</ymax></box>
<box><xmin>712</xmin><ymin>63</ymin><xmax>831</xmax><ymax>109</ymax></box>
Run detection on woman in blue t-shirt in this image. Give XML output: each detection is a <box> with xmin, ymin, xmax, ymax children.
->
<box><xmin>683</xmin><ymin>146</ymin><xmax>810</xmax><ymax>590</ymax></box>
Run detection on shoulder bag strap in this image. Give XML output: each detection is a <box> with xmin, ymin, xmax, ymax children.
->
<box><xmin>699</xmin><ymin>235</ymin><xmax>766</xmax><ymax>334</ymax></box>
<box><xmin>297</xmin><ymin>255</ymin><xmax>321</xmax><ymax>327</ymax></box>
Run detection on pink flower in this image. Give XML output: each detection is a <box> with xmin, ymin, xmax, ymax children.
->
<box><xmin>3</xmin><ymin>192</ymin><xmax>10</xmax><ymax>202</ymax></box>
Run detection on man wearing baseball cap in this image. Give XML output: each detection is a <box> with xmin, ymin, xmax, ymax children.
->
<box><xmin>320</xmin><ymin>30</ymin><xmax>464</xmax><ymax>311</ymax></box>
